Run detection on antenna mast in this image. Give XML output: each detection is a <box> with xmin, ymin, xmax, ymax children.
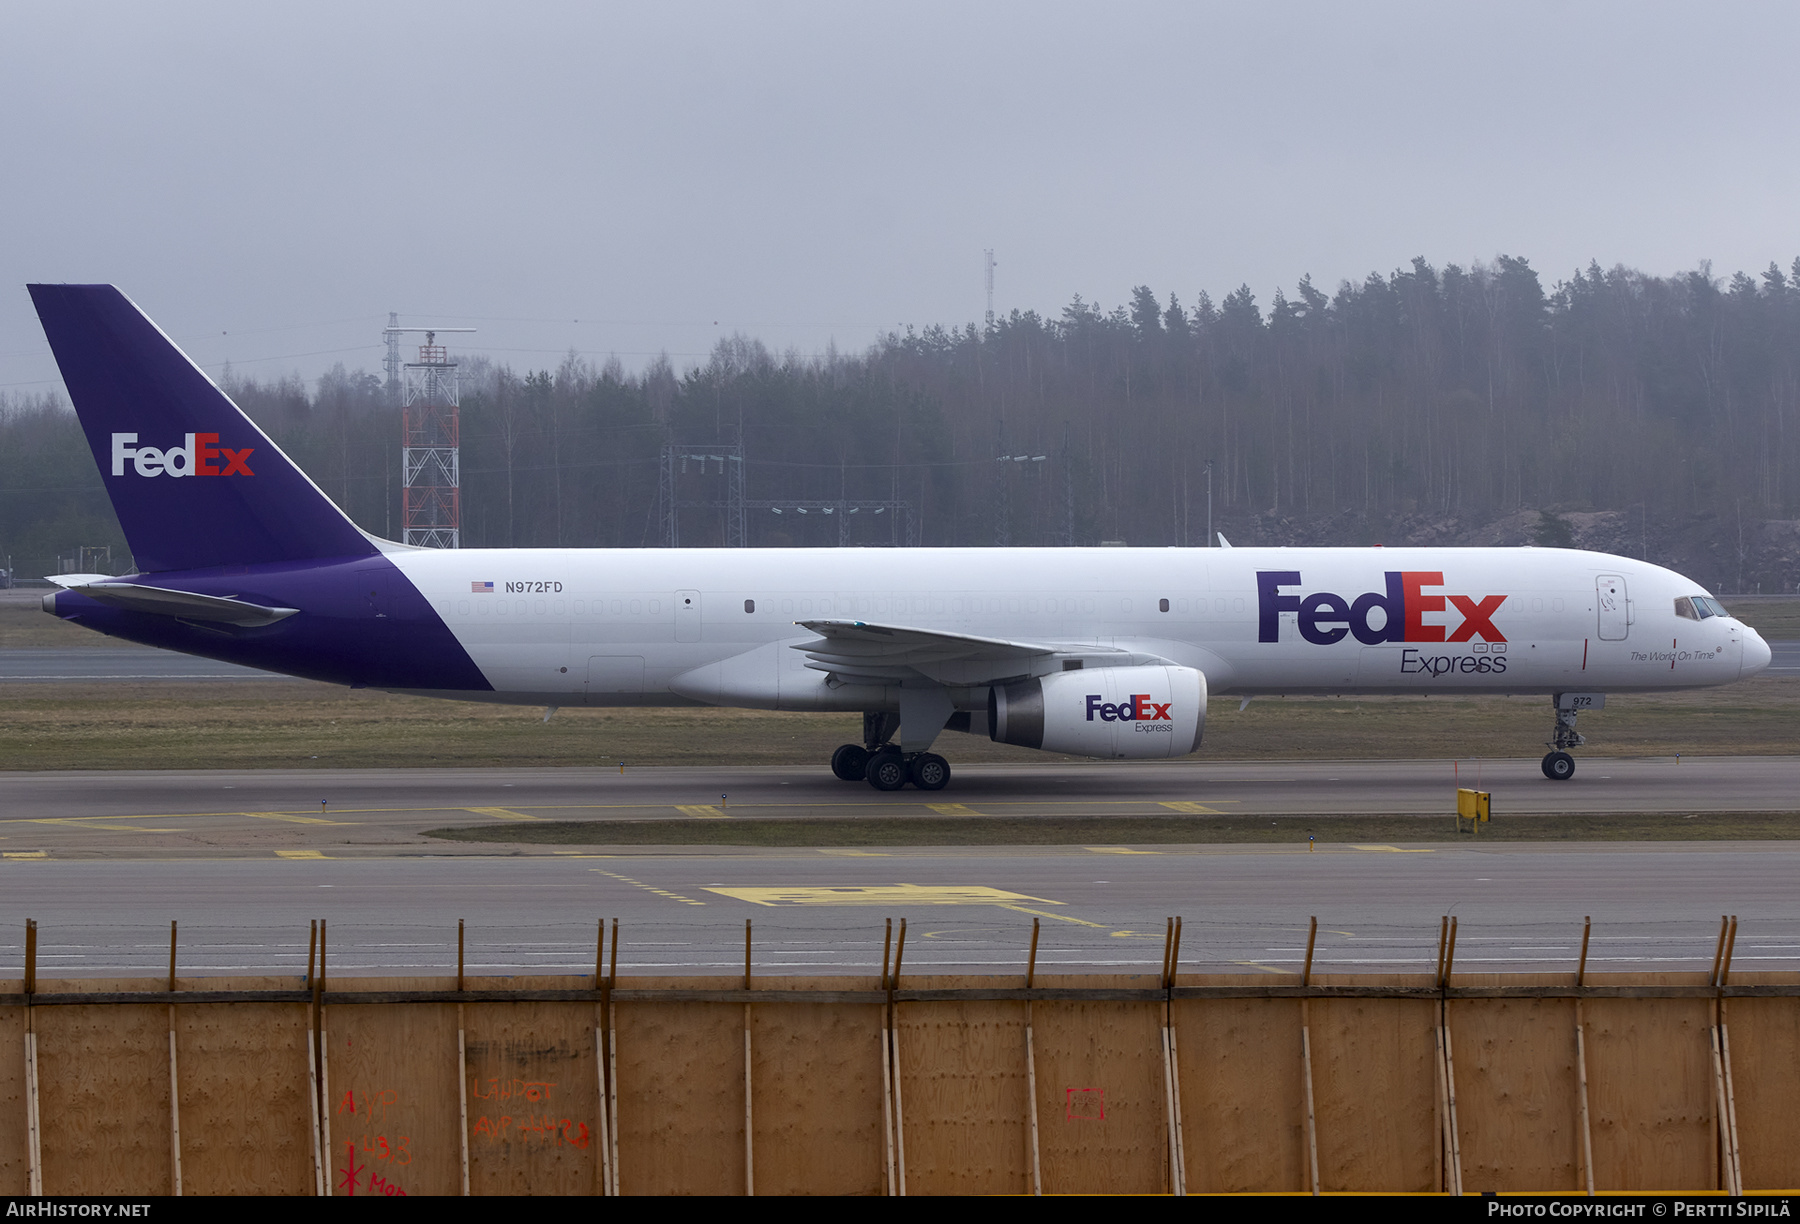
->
<box><xmin>385</xmin><ymin>321</ymin><xmax>475</xmax><ymax>548</ymax></box>
<box><xmin>984</xmin><ymin>249</ymin><xmax>996</xmax><ymax>328</ymax></box>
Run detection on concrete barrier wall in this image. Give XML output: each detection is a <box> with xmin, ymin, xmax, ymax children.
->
<box><xmin>1</xmin><ymin>970</ymin><xmax>1795</xmax><ymax>1195</ymax></box>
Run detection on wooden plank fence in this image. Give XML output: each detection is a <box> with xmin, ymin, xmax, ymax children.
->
<box><xmin>1</xmin><ymin>915</ymin><xmax>1795</xmax><ymax>1195</ymax></box>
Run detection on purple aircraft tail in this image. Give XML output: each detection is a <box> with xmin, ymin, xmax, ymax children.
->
<box><xmin>28</xmin><ymin>284</ymin><xmax>380</xmax><ymax>573</ymax></box>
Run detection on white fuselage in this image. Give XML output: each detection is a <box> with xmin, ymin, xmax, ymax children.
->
<box><xmin>382</xmin><ymin>544</ymin><xmax>1770</xmax><ymax>709</ymax></box>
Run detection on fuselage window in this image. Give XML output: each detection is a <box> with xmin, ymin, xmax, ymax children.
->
<box><xmin>1675</xmin><ymin>598</ymin><xmax>1699</xmax><ymax>620</ymax></box>
<box><xmin>744</xmin><ymin>599</ymin><xmax>755</xmax><ymax>613</ymax></box>
<box><xmin>1159</xmin><ymin>598</ymin><xmax>1170</xmax><ymax>613</ymax></box>
<box><xmin>457</xmin><ymin>600</ymin><xmax>469</xmax><ymax>616</ymax></box>
<box><xmin>1692</xmin><ymin>597</ymin><xmax>1715</xmax><ymax>619</ymax></box>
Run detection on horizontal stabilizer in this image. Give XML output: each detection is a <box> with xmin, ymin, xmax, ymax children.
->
<box><xmin>56</xmin><ymin>579</ymin><xmax>299</xmax><ymax>627</ymax></box>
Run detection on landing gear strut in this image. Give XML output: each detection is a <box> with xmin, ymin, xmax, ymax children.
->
<box><xmin>828</xmin><ymin>710</ymin><xmax>952</xmax><ymax>790</ymax></box>
<box><xmin>1541</xmin><ymin>695</ymin><xmax>1587</xmax><ymax>781</ymax></box>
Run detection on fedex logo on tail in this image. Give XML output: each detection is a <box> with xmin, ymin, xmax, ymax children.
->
<box><xmin>111</xmin><ymin>433</ymin><xmax>254</xmax><ymax>478</ymax></box>
<box><xmin>1258</xmin><ymin>571</ymin><xmax>1506</xmax><ymax>645</ymax></box>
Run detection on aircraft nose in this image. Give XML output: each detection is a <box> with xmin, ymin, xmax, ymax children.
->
<box><xmin>1741</xmin><ymin>629</ymin><xmax>1773</xmax><ymax>678</ymax></box>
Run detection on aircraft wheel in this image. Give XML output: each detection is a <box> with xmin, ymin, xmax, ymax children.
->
<box><xmin>909</xmin><ymin>753</ymin><xmax>951</xmax><ymax>791</ymax></box>
<box><xmin>1541</xmin><ymin>751</ymin><xmax>1576</xmax><ymax>781</ymax></box>
<box><xmin>866</xmin><ymin>750</ymin><xmax>908</xmax><ymax>791</ymax></box>
<box><xmin>830</xmin><ymin>743</ymin><xmax>870</xmax><ymax>781</ymax></box>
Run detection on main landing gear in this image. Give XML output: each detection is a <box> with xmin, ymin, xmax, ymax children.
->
<box><xmin>829</xmin><ymin>712</ymin><xmax>952</xmax><ymax>791</ymax></box>
<box><xmin>1541</xmin><ymin>694</ymin><xmax>1588</xmax><ymax>781</ymax></box>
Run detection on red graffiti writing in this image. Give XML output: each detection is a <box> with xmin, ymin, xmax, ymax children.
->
<box><xmin>359</xmin><ymin>1133</ymin><xmax>412</xmax><ymax>1165</ymax></box>
<box><xmin>471</xmin><ymin>1076</ymin><xmax>558</xmax><ymax>1104</ymax></box>
<box><xmin>340</xmin><ymin>1141</ymin><xmax>409</xmax><ymax>1196</ymax></box>
<box><xmin>337</xmin><ymin>1086</ymin><xmax>399</xmax><ymax>1124</ymax></box>
<box><xmin>471</xmin><ymin>1113</ymin><xmax>590</xmax><ymax>1148</ymax></box>
<box><xmin>1065</xmin><ymin>1087</ymin><xmax>1106</xmax><ymax>1121</ymax></box>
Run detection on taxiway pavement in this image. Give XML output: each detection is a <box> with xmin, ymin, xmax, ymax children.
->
<box><xmin>0</xmin><ymin>757</ymin><xmax>1794</xmax><ymax>858</ymax></box>
<box><xmin>1</xmin><ymin>845</ymin><xmax>1794</xmax><ymax>977</ymax></box>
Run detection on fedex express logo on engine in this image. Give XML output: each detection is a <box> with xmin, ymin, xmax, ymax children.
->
<box><xmin>111</xmin><ymin>433</ymin><xmax>254</xmax><ymax>478</ymax></box>
<box><xmin>1085</xmin><ymin>694</ymin><xmax>1173</xmax><ymax>722</ymax></box>
<box><xmin>1258</xmin><ymin>571</ymin><xmax>1505</xmax><ymax>645</ymax></box>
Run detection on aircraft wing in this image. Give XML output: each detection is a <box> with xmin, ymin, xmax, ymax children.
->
<box><xmin>794</xmin><ymin>619</ymin><xmax>1127</xmax><ymax>685</ymax></box>
<box><xmin>51</xmin><ymin>578</ymin><xmax>300</xmax><ymax>627</ymax></box>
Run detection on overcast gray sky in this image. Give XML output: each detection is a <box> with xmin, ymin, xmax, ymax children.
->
<box><xmin>5</xmin><ymin>2</ymin><xmax>1798</xmax><ymax>397</ymax></box>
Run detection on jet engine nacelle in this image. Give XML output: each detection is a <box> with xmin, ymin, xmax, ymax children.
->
<box><xmin>988</xmin><ymin>664</ymin><xmax>1206</xmax><ymax>759</ymax></box>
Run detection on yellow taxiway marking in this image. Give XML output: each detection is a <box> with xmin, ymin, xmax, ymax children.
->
<box><xmin>592</xmin><ymin>870</ymin><xmax>707</xmax><ymax>906</ymax></box>
<box><xmin>707</xmin><ymin>884</ymin><xmax>1061</xmax><ymax>908</ymax></box>
<box><xmin>1085</xmin><ymin>847</ymin><xmax>1159</xmax><ymax>855</ymax></box>
<box><xmin>1232</xmin><ymin>960</ymin><xmax>1294</xmax><ymax>975</ymax></box>
<box><xmin>3</xmin><ymin>851</ymin><xmax>47</xmax><ymax>860</ymax></box>
<box><xmin>996</xmin><ymin>904</ymin><xmax>1109</xmax><ymax>929</ymax></box>
<box><xmin>28</xmin><ymin>818</ymin><xmax>184</xmax><ymax>833</ymax></box>
<box><xmin>464</xmin><ymin>806</ymin><xmax>542</xmax><ymax>822</ymax></box>
<box><xmin>276</xmin><ymin>850</ymin><xmax>328</xmax><ymax>859</ymax></box>
<box><xmin>926</xmin><ymin>803</ymin><xmax>981</xmax><ymax>816</ymax></box>
<box><xmin>675</xmin><ymin>805</ymin><xmax>726</xmax><ymax>819</ymax></box>
<box><xmin>1159</xmin><ymin>801</ymin><xmax>1226</xmax><ymax>815</ymax></box>
<box><xmin>245</xmin><ymin>812</ymin><xmax>348</xmax><ymax>825</ymax></box>
<box><xmin>1349</xmin><ymin>845</ymin><xmax>1434</xmax><ymax>853</ymax></box>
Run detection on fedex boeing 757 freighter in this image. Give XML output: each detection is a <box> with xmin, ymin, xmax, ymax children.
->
<box><xmin>29</xmin><ymin>285</ymin><xmax>1773</xmax><ymax>790</ymax></box>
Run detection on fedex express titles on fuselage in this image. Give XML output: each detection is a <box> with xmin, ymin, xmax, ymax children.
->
<box><xmin>28</xmin><ymin>284</ymin><xmax>1772</xmax><ymax>791</ymax></box>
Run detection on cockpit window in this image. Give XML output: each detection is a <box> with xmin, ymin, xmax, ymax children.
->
<box><xmin>1682</xmin><ymin>595</ymin><xmax>1731</xmax><ymax>619</ymax></box>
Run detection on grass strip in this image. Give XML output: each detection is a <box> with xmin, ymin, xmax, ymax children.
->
<box><xmin>424</xmin><ymin>810</ymin><xmax>1800</xmax><ymax>847</ymax></box>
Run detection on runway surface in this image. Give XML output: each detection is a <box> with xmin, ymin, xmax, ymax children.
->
<box><xmin>2</xmin><ymin>846</ymin><xmax>1794</xmax><ymax>977</ymax></box>
<box><xmin>1</xmin><ymin>757</ymin><xmax>1795</xmax><ymax>858</ymax></box>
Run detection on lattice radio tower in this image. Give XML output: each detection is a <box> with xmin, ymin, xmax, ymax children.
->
<box><xmin>385</xmin><ymin>321</ymin><xmax>475</xmax><ymax>548</ymax></box>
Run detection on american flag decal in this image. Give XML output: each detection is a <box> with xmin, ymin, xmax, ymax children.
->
<box><xmin>471</xmin><ymin>581</ymin><xmax>493</xmax><ymax>593</ymax></box>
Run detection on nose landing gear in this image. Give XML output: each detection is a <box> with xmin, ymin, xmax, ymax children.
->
<box><xmin>1541</xmin><ymin>693</ymin><xmax>1594</xmax><ymax>781</ymax></box>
